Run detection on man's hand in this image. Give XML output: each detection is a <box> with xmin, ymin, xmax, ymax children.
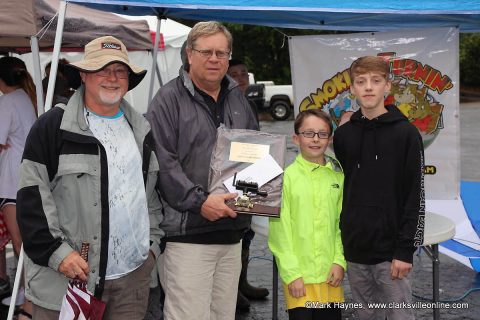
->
<box><xmin>200</xmin><ymin>193</ymin><xmax>238</xmax><ymax>221</ymax></box>
<box><xmin>288</xmin><ymin>277</ymin><xmax>306</xmax><ymax>298</ymax></box>
<box><xmin>327</xmin><ymin>263</ymin><xmax>344</xmax><ymax>287</ymax></box>
<box><xmin>58</xmin><ymin>251</ymin><xmax>89</xmax><ymax>281</ymax></box>
<box><xmin>391</xmin><ymin>259</ymin><xmax>412</xmax><ymax>280</ymax></box>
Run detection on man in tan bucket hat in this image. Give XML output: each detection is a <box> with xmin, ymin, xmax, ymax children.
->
<box><xmin>69</xmin><ymin>35</ymin><xmax>146</xmax><ymax>91</ymax></box>
<box><xmin>17</xmin><ymin>36</ymin><xmax>163</xmax><ymax>319</ymax></box>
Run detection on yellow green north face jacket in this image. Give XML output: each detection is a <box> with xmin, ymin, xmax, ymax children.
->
<box><xmin>269</xmin><ymin>154</ymin><xmax>346</xmax><ymax>285</ymax></box>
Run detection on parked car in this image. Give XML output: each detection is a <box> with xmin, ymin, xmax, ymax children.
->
<box><xmin>246</xmin><ymin>77</ymin><xmax>294</xmax><ymax>121</ymax></box>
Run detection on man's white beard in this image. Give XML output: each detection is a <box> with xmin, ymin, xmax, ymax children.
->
<box><xmin>99</xmin><ymin>89</ymin><xmax>123</xmax><ymax>106</ymax></box>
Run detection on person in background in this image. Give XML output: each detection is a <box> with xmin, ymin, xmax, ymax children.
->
<box><xmin>269</xmin><ymin>109</ymin><xmax>345</xmax><ymax>320</ymax></box>
<box><xmin>16</xmin><ymin>36</ymin><xmax>163</xmax><ymax>320</ymax></box>
<box><xmin>227</xmin><ymin>59</ymin><xmax>268</xmax><ymax>311</ymax></box>
<box><xmin>333</xmin><ymin>56</ymin><xmax>424</xmax><ymax>320</ymax></box>
<box><xmin>42</xmin><ymin>58</ymin><xmax>81</xmax><ymax>106</ymax></box>
<box><xmin>0</xmin><ymin>56</ymin><xmax>37</xmax><ymax>320</ymax></box>
<box><xmin>180</xmin><ymin>40</ymin><xmax>189</xmax><ymax>72</ymax></box>
<box><xmin>228</xmin><ymin>59</ymin><xmax>259</xmax><ymax>125</ymax></box>
<box><xmin>227</xmin><ymin>59</ymin><xmax>249</xmax><ymax>93</ymax></box>
<box><xmin>147</xmin><ymin>21</ymin><xmax>258</xmax><ymax>319</ymax></box>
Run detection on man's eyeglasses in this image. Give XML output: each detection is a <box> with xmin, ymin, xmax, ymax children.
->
<box><xmin>298</xmin><ymin>131</ymin><xmax>330</xmax><ymax>139</ymax></box>
<box><xmin>192</xmin><ymin>48</ymin><xmax>231</xmax><ymax>60</ymax></box>
<box><xmin>95</xmin><ymin>67</ymin><xmax>130</xmax><ymax>79</ymax></box>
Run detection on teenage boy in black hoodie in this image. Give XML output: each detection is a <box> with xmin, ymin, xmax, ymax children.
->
<box><xmin>333</xmin><ymin>56</ymin><xmax>425</xmax><ymax>320</ymax></box>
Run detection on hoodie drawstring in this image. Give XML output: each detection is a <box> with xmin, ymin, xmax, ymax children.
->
<box><xmin>357</xmin><ymin>116</ymin><xmax>366</xmax><ymax>169</ymax></box>
<box><xmin>357</xmin><ymin>116</ymin><xmax>380</xmax><ymax>169</ymax></box>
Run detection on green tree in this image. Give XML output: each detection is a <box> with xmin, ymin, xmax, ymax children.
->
<box><xmin>460</xmin><ymin>33</ymin><xmax>480</xmax><ymax>87</ymax></box>
<box><xmin>226</xmin><ymin>24</ymin><xmax>334</xmax><ymax>84</ymax></box>
<box><xmin>226</xmin><ymin>24</ymin><xmax>293</xmax><ymax>84</ymax></box>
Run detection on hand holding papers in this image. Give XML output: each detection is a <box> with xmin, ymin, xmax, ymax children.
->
<box><xmin>209</xmin><ymin>127</ymin><xmax>286</xmax><ymax>217</ymax></box>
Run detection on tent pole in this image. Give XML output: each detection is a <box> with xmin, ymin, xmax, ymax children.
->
<box><xmin>148</xmin><ymin>17</ymin><xmax>162</xmax><ymax>105</ymax></box>
<box><xmin>6</xmin><ymin>246</ymin><xmax>24</xmax><ymax>320</ymax></box>
<box><xmin>159</xmin><ymin>48</ymin><xmax>168</xmax><ymax>85</ymax></box>
<box><xmin>155</xmin><ymin>62</ymin><xmax>163</xmax><ymax>87</ymax></box>
<box><xmin>45</xmin><ymin>0</ymin><xmax>67</xmax><ymax>112</ymax></box>
<box><xmin>30</xmin><ymin>36</ymin><xmax>45</xmax><ymax>116</ymax></box>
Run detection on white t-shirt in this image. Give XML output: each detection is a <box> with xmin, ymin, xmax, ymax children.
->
<box><xmin>0</xmin><ymin>89</ymin><xmax>36</xmax><ymax>199</ymax></box>
<box><xmin>85</xmin><ymin>108</ymin><xmax>149</xmax><ymax>280</ymax></box>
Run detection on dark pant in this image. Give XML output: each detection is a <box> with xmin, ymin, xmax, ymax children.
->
<box><xmin>241</xmin><ymin>228</ymin><xmax>255</xmax><ymax>250</ymax></box>
<box><xmin>288</xmin><ymin>306</ymin><xmax>342</xmax><ymax>320</ymax></box>
<box><xmin>101</xmin><ymin>254</ymin><xmax>155</xmax><ymax>319</ymax></box>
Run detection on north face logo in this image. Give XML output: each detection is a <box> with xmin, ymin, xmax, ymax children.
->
<box><xmin>102</xmin><ymin>42</ymin><xmax>121</xmax><ymax>50</ymax></box>
<box><xmin>331</xmin><ymin>183</ymin><xmax>339</xmax><ymax>189</ymax></box>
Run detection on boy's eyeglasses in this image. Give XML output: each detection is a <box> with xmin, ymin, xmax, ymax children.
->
<box><xmin>95</xmin><ymin>68</ymin><xmax>130</xmax><ymax>79</ymax></box>
<box><xmin>192</xmin><ymin>48</ymin><xmax>231</xmax><ymax>60</ymax></box>
<box><xmin>299</xmin><ymin>131</ymin><xmax>330</xmax><ymax>139</ymax></box>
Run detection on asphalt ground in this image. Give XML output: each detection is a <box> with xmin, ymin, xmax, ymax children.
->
<box><xmin>236</xmin><ymin>232</ymin><xmax>480</xmax><ymax>320</ymax></box>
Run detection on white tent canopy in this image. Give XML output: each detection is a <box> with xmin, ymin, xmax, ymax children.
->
<box><xmin>117</xmin><ymin>15</ymin><xmax>191</xmax><ymax>87</ymax></box>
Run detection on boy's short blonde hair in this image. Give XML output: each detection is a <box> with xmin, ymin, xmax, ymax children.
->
<box><xmin>349</xmin><ymin>56</ymin><xmax>390</xmax><ymax>81</ymax></box>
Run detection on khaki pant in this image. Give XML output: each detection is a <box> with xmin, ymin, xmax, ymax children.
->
<box><xmin>347</xmin><ymin>261</ymin><xmax>414</xmax><ymax>320</ymax></box>
<box><xmin>33</xmin><ymin>254</ymin><xmax>155</xmax><ymax>320</ymax></box>
<box><xmin>160</xmin><ymin>242</ymin><xmax>242</xmax><ymax>320</ymax></box>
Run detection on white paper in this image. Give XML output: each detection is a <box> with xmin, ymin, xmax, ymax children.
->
<box><xmin>224</xmin><ymin>154</ymin><xmax>283</xmax><ymax>194</ymax></box>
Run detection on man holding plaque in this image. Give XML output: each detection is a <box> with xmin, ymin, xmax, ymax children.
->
<box><xmin>147</xmin><ymin>21</ymin><xmax>258</xmax><ymax>319</ymax></box>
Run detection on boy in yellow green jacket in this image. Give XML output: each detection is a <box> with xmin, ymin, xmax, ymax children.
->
<box><xmin>269</xmin><ymin>109</ymin><xmax>346</xmax><ymax>320</ymax></box>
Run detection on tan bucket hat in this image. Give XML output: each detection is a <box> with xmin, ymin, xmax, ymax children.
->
<box><xmin>68</xmin><ymin>36</ymin><xmax>146</xmax><ymax>90</ymax></box>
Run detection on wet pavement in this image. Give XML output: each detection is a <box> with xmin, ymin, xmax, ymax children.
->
<box><xmin>236</xmin><ymin>233</ymin><xmax>480</xmax><ymax>320</ymax></box>
<box><xmin>236</xmin><ymin>102</ymin><xmax>480</xmax><ymax>320</ymax></box>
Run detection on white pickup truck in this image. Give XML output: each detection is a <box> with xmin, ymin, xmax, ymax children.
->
<box><xmin>246</xmin><ymin>77</ymin><xmax>294</xmax><ymax>121</ymax></box>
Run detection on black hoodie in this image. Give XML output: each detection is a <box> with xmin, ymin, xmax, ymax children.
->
<box><xmin>333</xmin><ymin>105</ymin><xmax>425</xmax><ymax>265</ymax></box>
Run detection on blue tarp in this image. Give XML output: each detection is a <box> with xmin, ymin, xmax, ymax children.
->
<box><xmin>462</xmin><ymin>181</ymin><xmax>480</xmax><ymax>237</ymax></box>
<box><xmin>442</xmin><ymin>239</ymin><xmax>480</xmax><ymax>272</ymax></box>
<box><xmin>67</xmin><ymin>0</ymin><xmax>480</xmax><ymax>32</ymax></box>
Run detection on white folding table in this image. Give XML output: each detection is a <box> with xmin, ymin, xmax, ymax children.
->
<box><xmin>421</xmin><ymin>212</ymin><xmax>456</xmax><ymax>320</ymax></box>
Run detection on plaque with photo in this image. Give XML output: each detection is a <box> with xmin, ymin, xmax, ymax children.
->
<box><xmin>208</xmin><ymin>127</ymin><xmax>286</xmax><ymax>217</ymax></box>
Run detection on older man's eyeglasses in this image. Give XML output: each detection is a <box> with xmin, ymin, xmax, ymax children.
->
<box><xmin>299</xmin><ymin>131</ymin><xmax>330</xmax><ymax>139</ymax></box>
<box><xmin>96</xmin><ymin>67</ymin><xmax>130</xmax><ymax>79</ymax></box>
<box><xmin>192</xmin><ymin>48</ymin><xmax>231</xmax><ymax>60</ymax></box>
